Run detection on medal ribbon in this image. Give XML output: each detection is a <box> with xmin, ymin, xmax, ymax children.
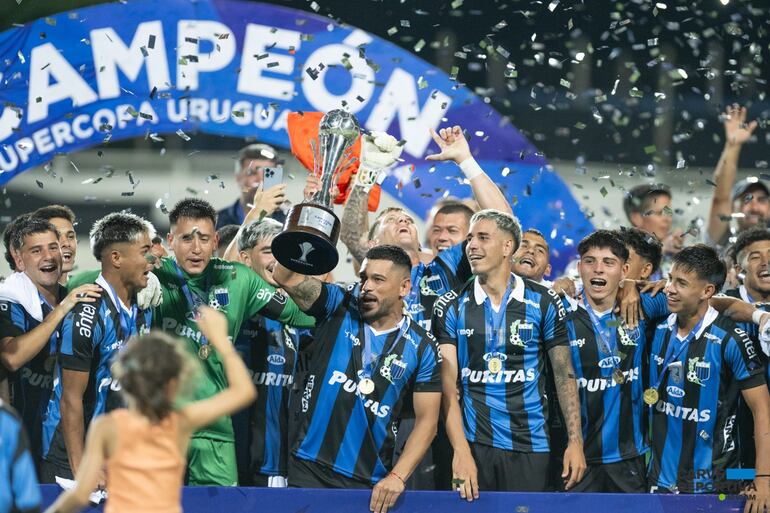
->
<box><xmin>483</xmin><ymin>278</ymin><xmax>514</xmax><ymax>359</ymax></box>
<box><xmin>103</xmin><ymin>280</ymin><xmax>139</xmax><ymax>343</ymax></box>
<box><xmin>361</xmin><ymin>317</ymin><xmax>411</xmax><ymax>381</ymax></box>
<box><xmin>173</xmin><ymin>261</ymin><xmax>212</xmax><ymax>348</ymax></box>
<box><xmin>582</xmin><ymin>295</ymin><xmax>621</xmax><ymax>375</ymax></box>
<box><xmin>651</xmin><ymin>317</ymin><xmax>705</xmax><ymax>392</ymax></box>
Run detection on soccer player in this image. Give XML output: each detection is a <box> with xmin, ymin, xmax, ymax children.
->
<box><xmin>340</xmin><ymin>125</ymin><xmax>512</xmax><ymax>332</ymax></box>
<box><xmin>564</xmin><ymin>230</ymin><xmax>668</xmax><ymax>492</ymax></box>
<box><xmin>512</xmin><ymin>228</ymin><xmax>552</xmax><ymax>284</ymax></box>
<box><xmin>434</xmin><ymin>209</ymin><xmax>585</xmax><ymax>495</ymax></box>
<box><xmin>617</xmin><ymin>226</ymin><xmax>663</xmax><ymax>281</ymax></box>
<box><xmin>427</xmin><ymin>202</ymin><xmax>475</xmax><ymax>254</ymax></box>
<box><xmin>0</xmin><ymin>216</ymin><xmax>100</xmax><ymax>467</ymax></box>
<box><xmin>274</xmin><ymin>245</ymin><xmax>442</xmax><ymax>512</ymax></box>
<box><xmin>152</xmin><ymin>198</ymin><xmax>314</xmax><ymax>486</ymax></box>
<box><xmin>232</xmin><ymin>218</ymin><xmax>311</xmax><ymax>487</ymax></box>
<box><xmin>647</xmin><ymin>245</ymin><xmax>769</xmax><ymax>505</ymax></box>
<box><xmin>706</xmin><ymin>104</ymin><xmax>768</xmax><ymax>250</ymax></box>
<box><xmin>0</xmin><ymin>400</ymin><xmax>40</xmax><ymax>513</ymax></box>
<box><xmin>722</xmin><ymin>228</ymin><xmax>770</xmax><ymax>469</ymax></box>
<box><xmin>32</xmin><ymin>205</ymin><xmax>78</xmax><ymax>284</ymax></box>
<box><xmin>40</xmin><ymin>212</ymin><xmax>156</xmax><ymax>482</ymax></box>
<box><xmin>43</xmin><ymin>307</ymin><xmax>257</xmax><ymax>513</ymax></box>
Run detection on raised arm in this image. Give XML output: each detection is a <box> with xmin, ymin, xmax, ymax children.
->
<box><xmin>273</xmin><ymin>263</ymin><xmax>324</xmax><ymax>312</ymax></box>
<box><xmin>426</xmin><ymin>126</ymin><xmax>512</xmax><ymax>214</ymax></box>
<box><xmin>179</xmin><ymin>307</ymin><xmax>257</xmax><ymax>434</ymax></box>
<box><xmin>340</xmin><ymin>184</ymin><xmax>371</xmax><ymax>265</ymax></box>
<box><xmin>222</xmin><ymin>183</ymin><xmax>287</xmax><ymax>262</ymax></box>
<box><xmin>706</xmin><ymin>104</ymin><xmax>757</xmax><ymax>245</ymax></box>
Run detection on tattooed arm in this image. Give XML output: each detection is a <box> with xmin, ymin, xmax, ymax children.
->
<box><xmin>273</xmin><ymin>263</ymin><xmax>323</xmax><ymax>312</ymax></box>
<box><xmin>548</xmin><ymin>344</ymin><xmax>586</xmax><ymax>490</ymax></box>
<box><xmin>339</xmin><ymin>185</ymin><xmax>370</xmax><ymax>266</ymax></box>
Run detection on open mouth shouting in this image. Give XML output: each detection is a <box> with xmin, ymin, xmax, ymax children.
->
<box><xmin>360</xmin><ymin>293</ymin><xmax>379</xmax><ymax>313</ymax></box>
<box><xmin>517</xmin><ymin>256</ymin><xmax>535</xmax><ymax>269</ymax></box>
<box><xmin>588</xmin><ymin>277</ymin><xmax>608</xmax><ymax>293</ymax></box>
<box><xmin>757</xmin><ymin>268</ymin><xmax>770</xmax><ymax>284</ymax></box>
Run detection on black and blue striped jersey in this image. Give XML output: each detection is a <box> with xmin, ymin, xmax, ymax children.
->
<box><xmin>233</xmin><ymin>316</ymin><xmax>311</xmax><ymax>477</ymax></box>
<box><xmin>647</xmin><ymin>307</ymin><xmax>766</xmax><ymax>493</ymax></box>
<box><xmin>293</xmin><ymin>283</ymin><xmax>442</xmax><ymax>485</ymax></box>
<box><xmin>0</xmin><ymin>401</ymin><xmax>40</xmax><ymax>513</ymax></box>
<box><xmin>42</xmin><ymin>281</ymin><xmax>151</xmax><ymax>470</ymax></box>
<box><xmin>406</xmin><ymin>242</ymin><xmax>471</xmax><ymax>331</ymax></box>
<box><xmin>0</xmin><ymin>286</ymin><xmax>63</xmax><ymax>465</ymax></box>
<box><xmin>564</xmin><ymin>292</ymin><xmax>668</xmax><ymax>464</ymax></box>
<box><xmin>432</xmin><ymin>273</ymin><xmax>568</xmax><ymax>452</ymax></box>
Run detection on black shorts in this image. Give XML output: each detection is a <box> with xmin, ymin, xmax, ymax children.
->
<box><xmin>568</xmin><ymin>455</ymin><xmax>647</xmax><ymax>493</ymax></box>
<box><xmin>394</xmin><ymin>416</ymin><xmax>453</xmax><ymax>490</ymax></box>
<box><xmin>469</xmin><ymin>442</ymin><xmax>550</xmax><ymax>492</ymax></box>
<box><xmin>39</xmin><ymin>458</ymin><xmax>73</xmax><ymax>484</ymax></box>
<box><xmin>288</xmin><ymin>455</ymin><xmax>371</xmax><ymax>489</ymax></box>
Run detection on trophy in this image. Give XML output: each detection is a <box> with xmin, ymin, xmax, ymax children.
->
<box><xmin>272</xmin><ymin>109</ymin><xmax>360</xmax><ymax>275</ymax></box>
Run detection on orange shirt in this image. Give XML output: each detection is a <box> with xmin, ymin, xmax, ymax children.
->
<box><xmin>105</xmin><ymin>409</ymin><xmax>185</xmax><ymax>513</ymax></box>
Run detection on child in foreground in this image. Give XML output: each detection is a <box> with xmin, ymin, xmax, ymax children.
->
<box><xmin>44</xmin><ymin>306</ymin><xmax>257</xmax><ymax>513</ymax></box>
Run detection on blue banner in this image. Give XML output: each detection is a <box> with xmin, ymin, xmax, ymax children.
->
<box><xmin>39</xmin><ymin>485</ymin><xmax>747</xmax><ymax>513</ymax></box>
<box><xmin>0</xmin><ymin>0</ymin><xmax>592</xmax><ymax>271</ymax></box>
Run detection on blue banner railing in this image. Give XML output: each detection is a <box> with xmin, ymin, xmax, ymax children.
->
<box><xmin>40</xmin><ymin>485</ymin><xmax>748</xmax><ymax>512</ymax></box>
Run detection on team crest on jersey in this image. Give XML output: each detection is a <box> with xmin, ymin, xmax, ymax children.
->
<box><xmin>208</xmin><ymin>288</ymin><xmax>230</xmax><ymax>310</ymax></box>
<box><xmin>618</xmin><ymin>325</ymin><xmax>639</xmax><ymax>346</ymax></box>
<box><xmin>687</xmin><ymin>357</ymin><xmax>711</xmax><ymax>386</ymax></box>
<box><xmin>509</xmin><ymin>320</ymin><xmax>534</xmax><ymax>347</ymax></box>
<box><xmin>419</xmin><ymin>274</ymin><xmax>444</xmax><ymax>297</ymax></box>
<box><xmin>381</xmin><ymin>354</ymin><xmax>407</xmax><ymax>383</ymax></box>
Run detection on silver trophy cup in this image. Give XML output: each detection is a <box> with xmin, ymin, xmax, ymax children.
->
<box><xmin>272</xmin><ymin>110</ymin><xmax>360</xmax><ymax>275</ymax></box>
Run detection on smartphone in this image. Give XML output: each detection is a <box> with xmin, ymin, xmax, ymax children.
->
<box><xmin>262</xmin><ymin>166</ymin><xmax>284</xmax><ymax>190</ymax></box>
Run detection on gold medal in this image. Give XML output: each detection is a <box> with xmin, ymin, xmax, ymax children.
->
<box><xmin>358</xmin><ymin>378</ymin><xmax>375</xmax><ymax>395</ymax></box>
<box><xmin>643</xmin><ymin>387</ymin><xmax>659</xmax><ymax>405</ymax></box>
<box><xmin>488</xmin><ymin>357</ymin><xmax>503</xmax><ymax>374</ymax></box>
<box><xmin>612</xmin><ymin>368</ymin><xmax>626</xmax><ymax>385</ymax></box>
<box><xmin>198</xmin><ymin>344</ymin><xmax>211</xmax><ymax>360</ymax></box>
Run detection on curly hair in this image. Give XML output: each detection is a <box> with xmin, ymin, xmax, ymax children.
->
<box><xmin>113</xmin><ymin>331</ymin><xmax>195</xmax><ymax>423</ymax></box>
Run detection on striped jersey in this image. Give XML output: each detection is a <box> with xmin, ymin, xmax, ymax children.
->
<box><xmin>233</xmin><ymin>316</ymin><xmax>311</xmax><ymax>477</ymax></box>
<box><xmin>0</xmin><ymin>400</ymin><xmax>40</xmax><ymax>513</ymax></box>
<box><xmin>406</xmin><ymin>242</ymin><xmax>471</xmax><ymax>332</ymax></box>
<box><xmin>564</xmin><ymin>292</ymin><xmax>668</xmax><ymax>464</ymax></box>
<box><xmin>647</xmin><ymin>307</ymin><xmax>766</xmax><ymax>493</ymax></box>
<box><xmin>0</xmin><ymin>287</ymin><xmax>63</xmax><ymax>464</ymax></box>
<box><xmin>293</xmin><ymin>283</ymin><xmax>442</xmax><ymax>484</ymax></box>
<box><xmin>432</xmin><ymin>273</ymin><xmax>568</xmax><ymax>452</ymax></box>
<box><xmin>42</xmin><ymin>276</ymin><xmax>152</xmax><ymax>469</ymax></box>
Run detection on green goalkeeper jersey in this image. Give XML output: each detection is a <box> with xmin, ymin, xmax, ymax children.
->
<box><xmin>69</xmin><ymin>257</ymin><xmax>314</xmax><ymax>441</ymax></box>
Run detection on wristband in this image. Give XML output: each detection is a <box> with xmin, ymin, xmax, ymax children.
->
<box><xmin>752</xmin><ymin>309</ymin><xmax>767</xmax><ymax>326</ymax></box>
<box><xmin>458</xmin><ymin>157</ymin><xmax>483</xmax><ymax>180</ymax></box>
<box><xmin>388</xmin><ymin>471</ymin><xmax>405</xmax><ymax>484</ymax></box>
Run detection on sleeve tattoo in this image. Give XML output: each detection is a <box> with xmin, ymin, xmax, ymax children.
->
<box><xmin>340</xmin><ymin>185</ymin><xmax>370</xmax><ymax>264</ymax></box>
<box><xmin>548</xmin><ymin>345</ymin><xmax>583</xmax><ymax>445</ymax></box>
<box><xmin>287</xmin><ymin>276</ymin><xmax>323</xmax><ymax>312</ymax></box>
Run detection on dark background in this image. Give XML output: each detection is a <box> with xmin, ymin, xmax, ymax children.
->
<box><xmin>2</xmin><ymin>0</ymin><xmax>768</xmax><ymax>170</ymax></box>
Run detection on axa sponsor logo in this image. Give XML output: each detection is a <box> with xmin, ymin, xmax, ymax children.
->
<box><xmin>577</xmin><ymin>367</ymin><xmax>639</xmax><ymax>391</ymax></box>
<box><xmin>655</xmin><ymin>400</ymin><xmax>711</xmax><ymax>422</ymax></box>
<box><xmin>461</xmin><ymin>367</ymin><xmax>536</xmax><ymax>384</ymax></box>
<box><xmin>598</xmin><ymin>356</ymin><xmax>622</xmax><ymax>369</ymax></box>
<box><xmin>327</xmin><ymin>370</ymin><xmax>390</xmax><ymax>418</ymax></box>
<box><xmin>666</xmin><ymin>385</ymin><xmax>685</xmax><ymax>398</ymax></box>
<box><xmin>267</xmin><ymin>354</ymin><xmax>286</xmax><ymax>365</ymax></box>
